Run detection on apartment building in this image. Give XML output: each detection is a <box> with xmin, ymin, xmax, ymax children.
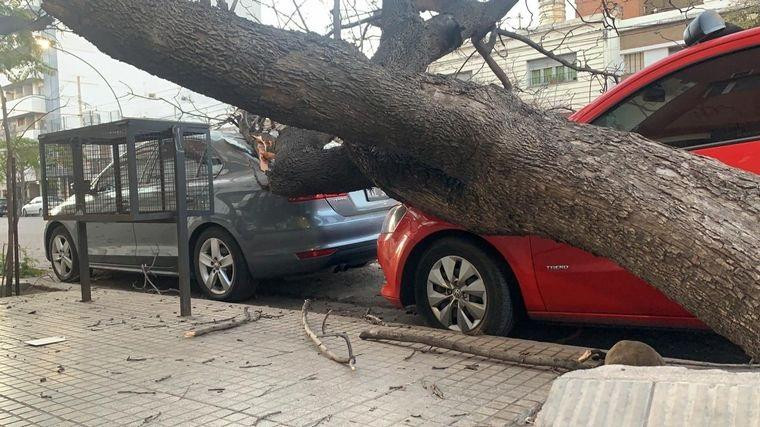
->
<box><xmin>429</xmin><ymin>0</ymin><xmax>737</xmax><ymax>111</ymax></box>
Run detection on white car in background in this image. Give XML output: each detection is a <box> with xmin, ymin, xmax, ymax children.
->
<box><xmin>21</xmin><ymin>196</ymin><xmax>44</xmax><ymax>216</ymax></box>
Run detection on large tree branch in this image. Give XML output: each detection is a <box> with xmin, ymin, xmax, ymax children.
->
<box><xmin>415</xmin><ymin>0</ymin><xmax>517</xmax><ymax>39</ymax></box>
<box><xmin>264</xmin><ymin>0</ymin><xmax>518</xmax><ymax>195</ymax></box>
<box><xmin>43</xmin><ymin>0</ymin><xmax>760</xmax><ymax>360</ymax></box>
<box><xmin>472</xmin><ymin>31</ymin><xmax>512</xmax><ymax>90</ymax></box>
<box><xmin>267</xmin><ymin>128</ymin><xmax>373</xmax><ymax>196</ymax></box>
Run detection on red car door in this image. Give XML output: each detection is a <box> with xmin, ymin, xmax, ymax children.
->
<box><xmin>533</xmin><ymin>42</ymin><xmax>760</xmax><ymax>319</ymax></box>
<box><xmin>531</xmin><ymin>237</ymin><xmax>692</xmax><ymax>316</ymax></box>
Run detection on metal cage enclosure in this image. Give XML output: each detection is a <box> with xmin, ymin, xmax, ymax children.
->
<box><xmin>39</xmin><ymin>119</ymin><xmax>214</xmax><ymax>222</ymax></box>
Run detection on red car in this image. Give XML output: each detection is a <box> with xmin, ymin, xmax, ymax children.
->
<box><xmin>378</xmin><ymin>15</ymin><xmax>760</xmax><ymax>335</ymax></box>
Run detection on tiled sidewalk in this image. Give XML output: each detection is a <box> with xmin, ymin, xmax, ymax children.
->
<box><xmin>0</xmin><ymin>288</ymin><xmax>576</xmax><ymax>426</ymax></box>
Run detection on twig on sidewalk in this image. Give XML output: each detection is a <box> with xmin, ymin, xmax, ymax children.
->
<box><xmin>239</xmin><ymin>362</ymin><xmax>272</xmax><ymax>368</ymax></box>
<box><xmin>252</xmin><ymin>411</ymin><xmax>281</xmax><ymax>426</ymax></box>
<box><xmin>140</xmin><ymin>412</ymin><xmax>161</xmax><ymax>425</ymax></box>
<box><xmin>421</xmin><ymin>380</ymin><xmax>444</xmax><ymax>399</ymax></box>
<box><xmin>305</xmin><ymin>415</ymin><xmax>332</xmax><ymax>427</ymax></box>
<box><xmin>191</xmin><ymin>316</ymin><xmax>236</xmax><ymax>326</ymax></box>
<box><xmin>302</xmin><ymin>300</ymin><xmax>356</xmax><ymax>370</ymax></box>
<box><xmin>184</xmin><ymin>307</ymin><xmax>260</xmax><ymax>338</ymax></box>
<box><xmin>364</xmin><ymin>313</ymin><xmax>386</xmax><ymax>326</ymax></box>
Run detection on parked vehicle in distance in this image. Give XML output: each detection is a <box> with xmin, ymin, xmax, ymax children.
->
<box><xmin>378</xmin><ymin>14</ymin><xmax>760</xmax><ymax>335</ymax></box>
<box><xmin>21</xmin><ymin>196</ymin><xmax>43</xmax><ymax>216</ymax></box>
<box><xmin>45</xmin><ymin>131</ymin><xmax>397</xmax><ymax>301</ymax></box>
<box><xmin>0</xmin><ymin>198</ymin><xmax>6</xmax><ymax>217</ymax></box>
<box><xmin>24</xmin><ymin>196</ymin><xmax>62</xmax><ymax>216</ymax></box>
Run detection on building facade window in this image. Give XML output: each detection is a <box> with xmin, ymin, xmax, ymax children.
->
<box><xmin>623</xmin><ymin>52</ymin><xmax>645</xmax><ymax>76</ymax></box>
<box><xmin>527</xmin><ymin>54</ymin><xmax>578</xmax><ymax>86</ymax></box>
<box><xmin>643</xmin><ymin>0</ymin><xmax>704</xmax><ymax>15</ymax></box>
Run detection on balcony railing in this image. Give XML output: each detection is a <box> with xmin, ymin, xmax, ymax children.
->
<box><xmin>6</xmin><ymin>95</ymin><xmax>47</xmax><ymax>118</ymax></box>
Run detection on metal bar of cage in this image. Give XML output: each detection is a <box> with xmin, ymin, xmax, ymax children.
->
<box><xmin>173</xmin><ymin>125</ymin><xmax>191</xmax><ymax>317</ymax></box>
<box><xmin>71</xmin><ymin>137</ymin><xmax>91</xmax><ymax>302</ymax></box>
<box><xmin>113</xmin><ymin>144</ymin><xmax>123</xmax><ymax>213</ymax></box>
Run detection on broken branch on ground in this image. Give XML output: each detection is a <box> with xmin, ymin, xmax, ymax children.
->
<box><xmin>360</xmin><ymin>327</ymin><xmax>604</xmax><ymax>371</ymax></box>
<box><xmin>184</xmin><ymin>307</ymin><xmax>261</xmax><ymax>338</ymax></box>
<box><xmin>301</xmin><ymin>300</ymin><xmax>356</xmax><ymax>370</ymax></box>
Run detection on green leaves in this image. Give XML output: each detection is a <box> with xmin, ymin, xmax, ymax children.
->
<box><xmin>0</xmin><ymin>137</ymin><xmax>40</xmax><ymax>179</ymax></box>
<box><xmin>0</xmin><ymin>0</ymin><xmax>52</xmax><ymax>82</ymax></box>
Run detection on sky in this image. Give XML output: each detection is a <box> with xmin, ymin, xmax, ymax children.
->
<box><xmin>36</xmin><ymin>0</ymin><xmax>545</xmax><ymax>130</ymax></box>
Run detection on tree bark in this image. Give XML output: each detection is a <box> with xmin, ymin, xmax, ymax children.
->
<box><xmin>0</xmin><ymin>87</ymin><xmax>17</xmax><ymax>297</ymax></box>
<box><xmin>267</xmin><ymin>128</ymin><xmax>373</xmax><ymax>196</ymax></box>
<box><xmin>360</xmin><ymin>326</ymin><xmax>603</xmax><ymax>370</ymax></box>
<box><xmin>43</xmin><ymin>0</ymin><xmax>760</xmax><ymax>359</ymax></box>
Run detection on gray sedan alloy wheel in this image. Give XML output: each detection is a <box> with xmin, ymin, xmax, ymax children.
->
<box><xmin>51</xmin><ymin>234</ymin><xmax>75</xmax><ymax>278</ymax></box>
<box><xmin>198</xmin><ymin>237</ymin><xmax>235</xmax><ymax>295</ymax></box>
<box><xmin>426</xmin><ymin>255</ymin><xmax>488</xmax><ymax>332</ymax></box>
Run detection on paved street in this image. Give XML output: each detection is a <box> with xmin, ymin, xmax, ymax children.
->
<box><xmin>2</xmin><ymin>216</ymin><xmax>750</xmax><ymax>364</ymax></box>
<box><xmin>0</xmin><ymin>287</ymin><xmax>566</xmax><ymax>426</ymax></box>
<box><xmin>0</xmin><ymin>216</ymin><xmax>47</xmax><ymax>270</ymax></box>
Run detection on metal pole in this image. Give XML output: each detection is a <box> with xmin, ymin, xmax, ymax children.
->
<box><xmin>12</xmin><ymin>157</ymin><xmax>19</xmax><ymax>296</ymax></box>
<box><xmin>76</xmin><ymin>221</ymin><xmax>91</xmax><ymax>302</ymax></box>
<box><xmin>72</xmin><ymin>142</ymin><xmax>91</xmax><ymax>302</ymax></box>
<box><xmin>173</xmin><ymin>127</ymin><xmax>191</xmax><ymax>317</ymax></box>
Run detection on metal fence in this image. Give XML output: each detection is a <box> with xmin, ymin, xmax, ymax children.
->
<box><xmin>39</xmin><ymin>119</ymin><xmax>213</xmax><ymax>221</ymax></box>
<box><xmin>38</xmin><ymin>119</ymin><xmax>213</xmax><ymax>315</ymax></box>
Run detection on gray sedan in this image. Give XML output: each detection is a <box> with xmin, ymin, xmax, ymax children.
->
<box><xmin>44</xmin><ymin>131</ymin><xmax>396</xmax><ymax>301</ymax></box>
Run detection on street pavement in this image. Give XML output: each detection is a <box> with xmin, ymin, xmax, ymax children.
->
<box><xmin>0</xmin><ymin>216</ymin><xmax>47</xmax><ymax>269</ymax></box>
<box><xmin>0</xmin><ymin>286</ymin><xmax>565</xmax><ymax>426</ymax></box>
<box><xmin>3</xmin><ymin>216</ymin><xmax>751</xmax><ymax>364</ymax></box>
<box><xmin>537</xmin><ymin>365</ymin><xmax>760</xmax><ymax>426</ymax></box>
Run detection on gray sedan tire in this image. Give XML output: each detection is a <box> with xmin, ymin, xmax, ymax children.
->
<box><xmin>48</xmin><ymin>225</ymin><xmax>80</xmax><ymax>283</ymax></box>
<box><xmin>193</xmin><ymin>226</ymin><xmax>255</xmax><ymax>302</ymax></box>
<box><xmin>414</xmin><ymin>237</ymin><xmax>514</xmax><ymax>336</ymax></box>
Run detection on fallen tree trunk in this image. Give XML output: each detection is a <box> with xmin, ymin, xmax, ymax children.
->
<box><xmin>43</xmin><ymin>0</ymin><xmax>760</xmax><ymax>359</ymax></box>
<box><xmin>360</xmin><ymin>327</ymin><xmax>604</xmax><ymax>370</ymax></box>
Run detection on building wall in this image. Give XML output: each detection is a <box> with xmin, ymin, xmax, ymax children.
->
<box><xmin>575</xmin><ymin>0</ymin><xmax>705</xmax><ymax>19</ymax></box>
<box><xmin>429</xmin><ymin>0</ymin><xmax>734</xmax><ymax>111</ymax></box>
<box><xmin>429</xmin><ymin>21</ymin><xmax>615</xmax><ymax>111</ymax></box>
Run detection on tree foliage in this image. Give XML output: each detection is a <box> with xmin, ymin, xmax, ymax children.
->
<box><xmin>0</xmin><ymin>0</ymin><xmax>51</xmax><ymax>81</ymax></box>
<box><xmin>0</xmin><ymin>137</ymin><xmax>39</xmax><ymax>178</ymax></box>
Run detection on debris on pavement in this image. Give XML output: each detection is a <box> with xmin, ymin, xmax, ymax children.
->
<box><xmin>252</xmin><ymin>411</ymin><xmax>281</xmax><ymax>426</ymax></box>
<box><xmin>0</xmin><ymin>287</ymin><xmax>563</xmax><ymax>425</ymax></box>
<box><xmin>302</xmin><ymin>300</ymin><xmax>356</xmax><ymax>370</ymax></box>
<box><xmin>25</xmin><ymin>336</ymin><xmax>66</xmax><ymax>346</ymax></box>
<box><xmin>361</xmin><ymin>326</ymin><xmax>604</xmax><ymax>370</ymax></box>
<box><xmin>184</xmin><ymin>307</ymin><xmax>260</xmax><ymax>338</ymax></box>
<box><xmin>421</xmin><ymin>380</ymin><xmax>445</xmax><ymax>399</ymax></box>
<box><xmin>363</xmin><ymin>308</ymin><xmax>386</xmax><ymax>326</ymax></box>
<box><xmin>140</xmin><ymin>412</ymin><xmax>161</xmax><ymax>425</ymax></box>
